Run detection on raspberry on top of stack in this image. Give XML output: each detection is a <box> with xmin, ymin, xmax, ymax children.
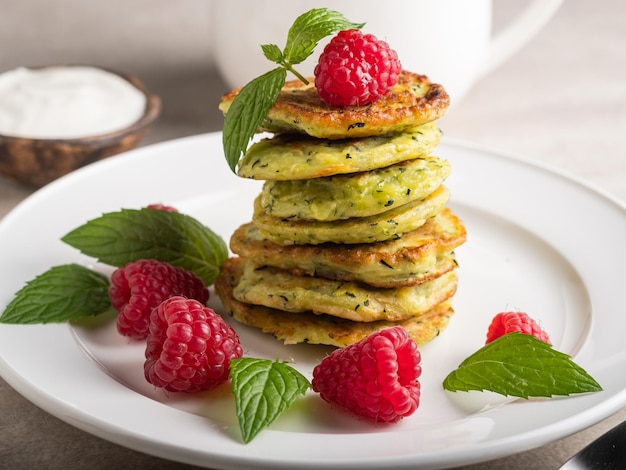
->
<box><xmin>215</xmin><ymin>29</ymin><xmax>466</xmax><ymax>348</ymax></box>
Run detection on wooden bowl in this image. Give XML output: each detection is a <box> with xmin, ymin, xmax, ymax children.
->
<box><xmin>0</xmin><ymin>67</ymin><xmax>161</xmax><ymax>188</ymax></box>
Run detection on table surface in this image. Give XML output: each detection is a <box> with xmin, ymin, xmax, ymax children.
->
<box><xmin>1</xmin><ymin>1</ymin><xmax>625</xmax><ymax>469</ymax></box>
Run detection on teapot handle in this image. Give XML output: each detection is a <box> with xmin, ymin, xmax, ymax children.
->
<box><xmin>483</xmin><ymin>0</ymin><xmax>564</xmax><ymax>77</ymax></box>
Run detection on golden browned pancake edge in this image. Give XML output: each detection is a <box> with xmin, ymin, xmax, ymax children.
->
<box><xmin>215</xmin><ymin>257</ymin><xmax>455</xmax><ymax>347</ymax></box>
<box><xmin>230</xmin><ymin>207</ymin><xmax>466</xmax><ymax>287</ymax></box>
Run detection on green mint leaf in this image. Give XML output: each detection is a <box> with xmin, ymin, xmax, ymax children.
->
<box><xmin>61</xmin><ymin>208</ymin><xmax>227</xmax><ymax>285</ymax></box>
<box><xmin>443</xmin><ymin>333</ymin><xmax>603</xmax><ymax>398</ymax></box>
<box><xmin>283</xmin><ymin>8</ymin><xmax>364</xmax><ymax>65</ymax></box>
<box><xmin>261</xmin><ymin>44</ymin><xmax>283</xmax><ymax>63</ymax></box>
<box><xmin>222</xmin><ymin>8</ymin><xmax>363</xmax><ymax>173</ymax></box>
<box><xmin>222</xmin><ymin>67</ymin><xmax>286</xmax><ymax>173</ymax></box>
<box><xmin>0</xmin><ymin>264</ymin><xmax>111</xmax><ymax>324</ymax></box>
<box><xmin>229</xmin><ymin>357</ymin><xmax>311</xmax><ymax>443</ymax></box>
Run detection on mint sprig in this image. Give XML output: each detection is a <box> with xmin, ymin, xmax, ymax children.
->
<box><xmin>229</xmin><ymin>357</ymin><xmax>311</xmax><ymax>443</ymax></box>
<box><xmin>222</xmin><ymin>8</ymin><xmax>364</xmax><ymax>173</ymax></box>
<box><xmin>0</xmin><ymin>264</ymin><xmax>111</xmax><ymax>324</ymax></box>
<box><xmin>61</xmin><ymin>208</ymin><xmax>227</xmax><ymax>285</ymax></box>
<box><xmin>443</xmin><ymin>333</ymin><xmax>602</xmax><ymax>398</ymax></box>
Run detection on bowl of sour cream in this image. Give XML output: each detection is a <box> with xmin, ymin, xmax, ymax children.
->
<box><xmin>0</xmin><ymin>65</ymin><xmax>161</xmax><ymax>187</ymax></box>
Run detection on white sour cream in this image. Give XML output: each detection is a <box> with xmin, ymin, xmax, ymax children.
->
<box><xmin>0</xmin><ymin>66</ymin><xmax>147</xmax><ymax>139</ymax></box>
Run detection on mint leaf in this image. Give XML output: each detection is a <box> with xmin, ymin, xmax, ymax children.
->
<box><xmin>0</xmin><ymin>264</ymin><xmax>111</xmax><ymax>324</ymax></box>
<box><xmin>222</xmin><ymin>8</ymin><xmax>363</xmax><ymax>173</ymax></box>
<box><xmin>223</xmin><ymin>67</ymin><xmax>286</xmax><ymax>173</ymax></box>
<box><xmin>261</xmin><ymin>44</ymin><xmax>283</xmax><ymax>63</ymax></box>
<box><xmin>283</xmin><ymin>8</ymin><xmax>364</xmax><ymax>64</ymax></box>
<box><xmin>230</xmin><ymin>357</ymin><xmax>311</xmax><ymax>443</ymax></box>
<box><xmin>443</xmin><ymin>333</ymin><xmax>602</xmax><ymax>398</ymax></box>
<box><xmin>61</xmin><ymin>208</ymin><xmax>227</xmax><ymax>285</ymax></box>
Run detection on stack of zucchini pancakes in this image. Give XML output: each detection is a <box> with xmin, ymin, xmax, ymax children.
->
<box><xmin>215</xmin><ymin>71</ymin><xmax>467</xmax><ymax>348</ymax></box>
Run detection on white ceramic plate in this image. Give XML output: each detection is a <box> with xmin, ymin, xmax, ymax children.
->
<box><xmin>0</xmin><ymin>133</ymin><xmax>625</xmax><ymax>470</ymax></box>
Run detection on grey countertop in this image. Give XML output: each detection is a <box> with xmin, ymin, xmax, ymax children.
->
<box><xmin>1</xmin><ymin>1</ymin><xmax>625</xmax><ymax>469</ymax></box>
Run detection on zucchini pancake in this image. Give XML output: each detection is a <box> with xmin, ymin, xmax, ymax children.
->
<box><xmin>216</xmin><ymin>71</ymin><xmax>466</xmax><ymax>347</ymax></box>
<box><xmin>219</xmin><ymin>71</ymin><xmax>449</xmax><ymax>139</ymax></box>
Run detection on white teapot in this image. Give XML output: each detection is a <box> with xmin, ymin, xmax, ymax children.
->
<box><xmin>210</xmin><ymin>0</ymin><xmax>563</xmax><ymax>104</ymax></box>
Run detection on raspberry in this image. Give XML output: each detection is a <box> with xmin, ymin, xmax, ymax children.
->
<box><xmin>314</xmin><ymin>29</ymin><xmax>401</xmax><ymax>107</ymax></box>
<box><xmin>486</xmin><ymin>311</ymin><xmax>551</xmax><ymax>344</ymax></box>
<box><xmin>312</xmin><ymin>326</ymin><xmax>421</xmax><ymax>423</ymax></box>
<box><xmin>109</xmin><ymin>259</ymin><xmax>209</xmax><ymax>339</ymax></box>
<box><xmin>144</xmin><ymin>296</ymin><xmax>243</xmax><ymax>392</ymax></box>
<box><xmin>146</xmin><ymin>203</ymin><xmax>178</xmax><ymax>212</ymax></box>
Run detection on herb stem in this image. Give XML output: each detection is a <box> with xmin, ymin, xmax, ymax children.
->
<box><xmin>283</xmin><ymin>63</ymin><xmax>309</xmax><ymax>85</ymax></box>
